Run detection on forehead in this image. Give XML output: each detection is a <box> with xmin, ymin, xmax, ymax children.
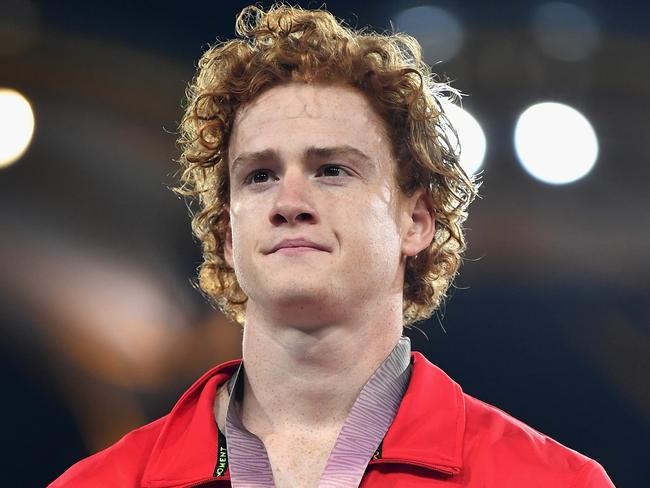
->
<box><xmin>228</xmin><ymin>83</ymin><xmax>392</xmax><ymax>163</ymax></box>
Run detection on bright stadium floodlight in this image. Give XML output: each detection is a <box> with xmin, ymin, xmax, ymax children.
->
<box><xmin>0</xmin><ymin>88</ymin><xmax>35</xmax><ymax>169</ymax></box>
<box><xmin>441</xmin><ymin>101</ymin><xmax>487</xmax><ymax>176</ymax></box>
<box><xmin>514</xmin><ymin>102</ymin><xmax>598</xmax><ymax>185</ymax></box>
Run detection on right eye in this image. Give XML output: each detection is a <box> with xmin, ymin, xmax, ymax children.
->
<box><xmin>245</xmin><ymin>169</ymin><xmax>274</xmax><ymax>185</ymax></box>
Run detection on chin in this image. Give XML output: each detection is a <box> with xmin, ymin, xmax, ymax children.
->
<box><xmin>258</xmin><ymin>286</ymin><xmax>343</xmax><ymax>320</ymax></box>
<box><xmin>270</xmin><ymin>288</ymin><xmax>332</xmax><ymax>308</ymax></box>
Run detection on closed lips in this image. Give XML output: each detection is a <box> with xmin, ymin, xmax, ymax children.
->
<box><xmin>269</xmin><ymin>239</ymin><xmax>330</xmax><ymax>253</ymax></box>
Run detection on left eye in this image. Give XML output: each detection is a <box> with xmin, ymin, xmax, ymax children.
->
<box><xmin>319</xmin><ymin>165</ymin><xmax>348</xmax><ymax>177</ymax></box>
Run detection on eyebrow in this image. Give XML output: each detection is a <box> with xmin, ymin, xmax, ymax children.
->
<box><xmin>230</xmin><ymin>145</ymin><xmax>372</xmax><ymax>173</ymax></box>
<box><xmin>230</xmin><ymin>149</ymin><xmax>276</xmax><ymax>173</ymax></box>
<box><xmin>304</xmin><ymin>145</ymin><xmax>372</xmax><ymax>164</ymax></box>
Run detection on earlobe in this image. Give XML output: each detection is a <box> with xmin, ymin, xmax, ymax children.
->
<box><xmin>402</xmin><ymin>190</ymin><xmax>436</xmax><ymax>257</ymax></box>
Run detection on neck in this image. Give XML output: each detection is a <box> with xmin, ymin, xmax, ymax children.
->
<box><xmin>237</xmin><ymin>298</ymin><xmax>403</xmax><ymax>436</ymax></box>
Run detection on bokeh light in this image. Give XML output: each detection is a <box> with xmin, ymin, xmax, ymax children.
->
<box><xmin>0</xmin><ymin>88</ymin><xmax>35</xmax><ymax>168</ymax></box>
<box><xmin>441</xmin><ymin>101</ymin><xmax>486</xmax><ymax>176</ymax></box>
<box><xmin>532</xmin><ymin>2</ymin><xmax>600</xmax><ymax>61</ymax></box>
<box><xmin>394</xmin><ymin>6</ymin><xmax>464</xmax><ymax>63</ymax></box>
<box><xmin>514</xmin><ymin>102</ymin><xmax>598</xmax><ymax>184</ymax></box>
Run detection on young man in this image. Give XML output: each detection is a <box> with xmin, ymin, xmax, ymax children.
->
<box><xmin>52</xmin><ymin>4</ymin><xmax>615</xmax><ymax>487</ymax></box>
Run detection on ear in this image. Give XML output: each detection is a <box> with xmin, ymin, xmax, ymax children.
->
<box><xmin>401</xmin><ymin>188</ymin><xmax>436</xmax><ymax>257</ymax></box>
<box><xmin>223</xmin><ymin>204</ymin><xmax>234</xmax><ymax>268</ymax></box>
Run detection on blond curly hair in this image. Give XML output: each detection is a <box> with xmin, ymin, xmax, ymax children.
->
<box><xmin>175</xmin><ymin>3</ymin><xmax>479</xmax><ymax>326</ymax></box>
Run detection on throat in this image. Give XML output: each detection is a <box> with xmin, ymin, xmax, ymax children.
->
<box><xmin>217</xmin><ymin>337</ymin><xmax>412</xmax><ymax>488</ymax></box>
<box><xmin>262</xmin><ymin>428</ymin><xmax>343</xmax><ymax>488</ymax></box>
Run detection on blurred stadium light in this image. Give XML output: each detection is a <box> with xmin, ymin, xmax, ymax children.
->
<box><xmin>441</xmin><ymin>100</ymin><xmax>487</xmax><ymax>176</ymax></box>
<box><xmin>0</xmin><ymin>88</ymin><xmax>34</xmax><ymax>168</ymax></box>
<box><xmin>394</xmin><ymin>5</ymin><xmax>464</xmax><ymax>63</ymax></box>
<box><xmin>532</xmin><ymin>2</ymin><xmax>601</xmax><ymax>61</ymax></box>
<box><xmin>514</xmin><ymin>102</ymin><xmax>599</xmax><ymax>185</ymax></box>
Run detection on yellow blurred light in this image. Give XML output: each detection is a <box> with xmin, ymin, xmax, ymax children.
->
<box><xmin>0</xmin><ymin>88</ymin><xmax>35</xmax><ymax>168</ymax></box>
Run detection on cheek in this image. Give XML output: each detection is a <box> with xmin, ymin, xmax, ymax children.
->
<box><xmin>344</xmin><ymin>192</ymin><xmax>402</xmax><ymax>259</ymax></box>
<box><xmin>228</xmin><ymin>202</ymin><xmax>253</xmax><ymax>263</ymax></box>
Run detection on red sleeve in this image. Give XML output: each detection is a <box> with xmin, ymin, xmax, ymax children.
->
<box><xmin>572</xmin><ymin>459</ymin><xmax>616</xmax><ymax>488</ymax></box>
<box><xmin>48</xmin><ymin>417</ymin><xmax>166</xmax><ymax>487</ymax></box>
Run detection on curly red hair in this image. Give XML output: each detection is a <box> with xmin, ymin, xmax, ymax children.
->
<box><xmin>174</xmin><ymin>4</ymin><xmax>479</xmax><ymax>326</ymax></box>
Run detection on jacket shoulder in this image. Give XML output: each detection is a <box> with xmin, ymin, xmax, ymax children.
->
<box><xmin>48</xmin><ymin>359</ymin><xmax>240</xmax><ymax>487</ymax></box>
<box><xmin>462</xmin><ymin>394</ymin><xmax>614</xmax><ymax>487</ymax></box>
<box><xmin>49</xmin><ymin>416</ymin><xmax>167</xmax><ymax>487</ymax></box>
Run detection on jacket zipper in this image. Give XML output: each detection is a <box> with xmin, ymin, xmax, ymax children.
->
<box><xmin>369</xmin><ymin>457</ymin><xmax>460</xmax><ymax>475</ymax></box>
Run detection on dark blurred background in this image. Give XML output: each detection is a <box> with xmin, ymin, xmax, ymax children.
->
<box><xmin>0</xmin><ymin>0</ymin><xmax>648</xmax><ymax>486</ymax></box>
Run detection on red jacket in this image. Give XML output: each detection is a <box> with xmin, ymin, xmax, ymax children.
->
<box><xmin>51</xmin><ymin>352</ymin><xmax>615</xmax><ymax>487</ymax></box>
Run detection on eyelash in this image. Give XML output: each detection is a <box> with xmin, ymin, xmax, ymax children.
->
<box><xmin>244</xmin><ymin>165</ymin><xmax>351</xmax><ymax>185</ymax></box>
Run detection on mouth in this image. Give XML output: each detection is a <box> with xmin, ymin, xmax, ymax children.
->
<box><xmin>273</xmin><ymin>246</ymin><xmax>326</xmax><ymax>255</ymax></box>
<box><xmin>268</xmin><ymin>238</ymin><xmax>330</xmax><ymax>254</ymax></box>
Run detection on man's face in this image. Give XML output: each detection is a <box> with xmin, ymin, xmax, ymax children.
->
<box><xmin>225</xmin><ymin>83</ymin><xmax>419</xmax><ymax>326</ymax></box>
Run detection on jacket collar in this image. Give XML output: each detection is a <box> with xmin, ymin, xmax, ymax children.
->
<box><xmin>377</xmin><ymin>352</ymin><xmax>465</xmax><ymax>475</ymax></box>
<box><xmin>142</xmin><ymin>359</ymin><xmax>240</xmax><ymax>487</ymax></box>
<box><xmin>141</xmin><ymin>352</ymin><xmax>465</xmax><ymax>487</ymax></box>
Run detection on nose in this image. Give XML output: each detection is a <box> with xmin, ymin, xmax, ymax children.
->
<box><xmin>269</xmin><ymin>169</ymin><xmax>318</xmax><ymax>226</ymax></box>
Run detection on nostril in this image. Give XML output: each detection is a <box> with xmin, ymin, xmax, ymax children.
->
<box><xmin>271</xmin><ymin>213</ymin><xmax>289</xmax><ymax>225</ymax></box>
<box><xmin>296</xmin><ymin>212</ymin><xmax>313</xmax><ymax>222</ymax></box>
<box><xmin>270</xmin><ymin>211</ymin><xmax>315</xmax><ymax>226</ymax></box>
